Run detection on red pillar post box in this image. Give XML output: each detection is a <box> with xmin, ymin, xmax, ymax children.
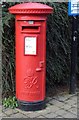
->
<box><xmin>9</xmin><ymin>2</ymin><xmax>53</xmax><ymax>111</ymax></box>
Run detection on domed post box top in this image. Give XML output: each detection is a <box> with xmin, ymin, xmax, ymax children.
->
<box><xmin>8</xmin><ymin>2</ymin><xmax>53</xmax><ymax>15</ymax></box>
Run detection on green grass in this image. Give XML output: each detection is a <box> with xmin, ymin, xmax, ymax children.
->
<box><xmin>2</xmin><ymin>96</ymin><xmax>18</xmax><ymax>109</ymax></box>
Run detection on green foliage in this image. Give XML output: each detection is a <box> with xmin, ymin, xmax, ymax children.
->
<box><xmin>46</xmin><ymin>3</ymin><xmax>71</xmax><ymax>86</ymax></box>
<box><xmin>2</xmin><ymin>2</ymin><xmax>16</xmax><ymax>95</ymax></box>
<box><xmin>2</xmin><ymin>2</ymin><xmax>79</xmax><ymax>96</ymax></box>
<box><xmin>2</xmin><ymin>96</ymin><xmax>18</xmax><ymax>109</ymax></box>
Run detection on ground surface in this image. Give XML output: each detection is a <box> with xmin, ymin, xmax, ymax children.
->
<box><xmin>1</xmin><ymin>90</ymin><xmax>78</xmax><ymax>119</ymax></box>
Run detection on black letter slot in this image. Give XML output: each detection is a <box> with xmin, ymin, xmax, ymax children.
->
<box><xmin>21</xmin><ymin>26</ymin><xmax>40</xmax><ymax>33</ymax></box>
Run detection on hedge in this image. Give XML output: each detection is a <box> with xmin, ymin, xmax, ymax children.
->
<box><xmin>2</xmin><ymin>2</ymin><xmax>79</xmax><ymax>96</ymax></box>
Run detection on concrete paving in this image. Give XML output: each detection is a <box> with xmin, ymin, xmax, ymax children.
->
<box><xmin>1</xmin><ymin>92</ymin><xmax>78</xmax><ymax>119</ymax></box>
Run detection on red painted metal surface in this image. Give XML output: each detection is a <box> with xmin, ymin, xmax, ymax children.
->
<box><xmin>9</xmin><ymin>3</ymin><xmax>53</xmax><ymax>102</ymax></box>
<box><xmin>9</xmin><ymin>2</ymin><xmax>53</xmax><ymax>14</ymax></box>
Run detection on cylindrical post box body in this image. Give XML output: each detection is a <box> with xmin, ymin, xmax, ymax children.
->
<box><xmin>15</xmin><ymin>16</ymin><xmax>47</xmax><ymax>109</ymax></box>
<box><xmin>9</xmin><ymin>3</ymin><xmax>53</xmax><ymax>111</ymax></box>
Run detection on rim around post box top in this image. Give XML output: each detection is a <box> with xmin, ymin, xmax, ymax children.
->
<box><xmin>8</xmin><ymin>2</ymin><xmax>53</xmax><ymax>14</ymax></box>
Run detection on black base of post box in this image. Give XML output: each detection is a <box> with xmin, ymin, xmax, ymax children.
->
<box><xmin>17</xmin><ymin>100</ymin><xmax>46</xmax><ymax>111</ymax></box>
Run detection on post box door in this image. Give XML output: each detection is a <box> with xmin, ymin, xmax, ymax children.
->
<box><xmin>16</xmin><ymin>20</ymin><xmax>46</xmax><ymax>102</ymax></box>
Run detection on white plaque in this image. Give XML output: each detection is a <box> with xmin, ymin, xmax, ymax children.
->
<box><xmin>25</xmin><ymin>37</ymin><xmax>37</xmax><ymax>55</ymax></box>
<box><xmin>28</xmin><ymin>20</ymin><xmax>34</xmax><ymax>24</ymax></box>
<box><xmin>68</xmin><ymin>0</ymin><xmax>79</xmax><ymax>15</ymax></box>
<box><xmin>71</xmin><ymin>0</ymin><xmax>79</xmax><ymax>14</ymax></box>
